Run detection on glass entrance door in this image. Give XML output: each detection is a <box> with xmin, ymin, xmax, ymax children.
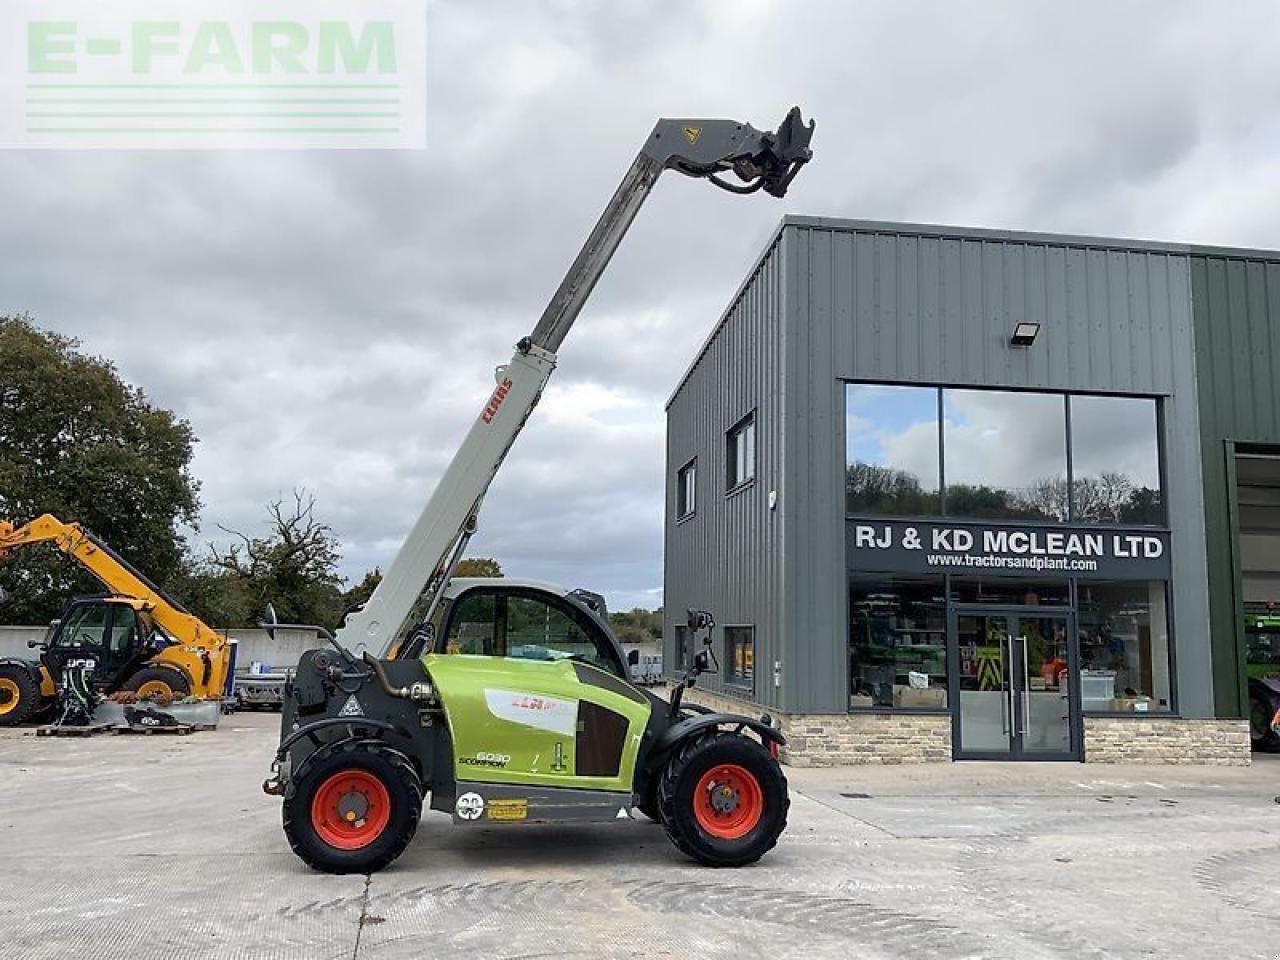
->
<box><xmin>952</xmin><ymin>607</ymin><xmax>1077</xmax><ymax>760</ymax></box>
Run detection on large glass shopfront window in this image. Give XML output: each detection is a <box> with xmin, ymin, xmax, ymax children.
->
<box><xmin>1069</xmin><ymin>395</ymin><xmax>1164</xmax><ymax>525</ymax></box>
<box><xmin>944</xmin><ymin>389</ymin><xmax>1068</xmax><ymax>522</ymax></box>
<box><xmin>845</xmin><ymin>385</ymin><xmax>941</xmax><ymax>515</ymax></box>
<box><xmin>849</xmin><ymin>574</ymin><xmax>1175</xmax><ymax>723</ymax></box>
<box><xmin>849</xmin><ymin>575</ymin><xmax>947</xmax><ymax>710</ymax></box>
<box><xmin>1075</xmin><ymin>580</ymin><xmax>1172</xmax><ymax>712</ymax></box>
<box><xmin>844</xmin><ymin>384</ymin><xmax>1164</xmax><ymax>526</ymax></box>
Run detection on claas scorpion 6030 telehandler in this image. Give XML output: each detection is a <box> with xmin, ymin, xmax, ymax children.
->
<box><xmin>262</xmin><ymin>109</ymin><xmax>815</xmax><ymax>873</ymax></box>
<box><xmin>0</xmin><ymin>514</ymin><xmax>231</xmax><ymax>724</ymax></box>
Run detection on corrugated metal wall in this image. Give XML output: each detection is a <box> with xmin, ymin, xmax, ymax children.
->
<box><xmin>664</xmin><ymin>232</ymin><xmax>788</xmax><ymax>708</ymax></box>
<box><xmin>1191</xmin><ymin>255</ymin><xmax>1280</xmax><ymax>717</ymax></box>
<box><xmin>782</xmin><ymin>218</ymin><xmax>1215</xmax><ymax>716</ymax></box>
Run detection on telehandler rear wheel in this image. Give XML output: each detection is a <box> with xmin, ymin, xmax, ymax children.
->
<box><xmin>283</xmin><ymin>740</ymin><xmax>423</xmax><ymax>875</ymax></box>
<box><xmin>0</xmin><ymin>665</ymin><xmax>40</xmax><ymax>726</ymax></box>
<box><xmin>657</xmin><ymin>731</ymin><xmax>788</xmax><ymax>867</ymax></box>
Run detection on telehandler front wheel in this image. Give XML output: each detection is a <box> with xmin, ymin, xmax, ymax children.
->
<box><xmin>122</xmin><ymin>666</ymin><xmax>191</xmax><ymax>701</ymax></box>
<box><xmin>657</xmin><ymin>731</ymin><xmax>789</xmax><ymax>867</ymax></box>
<box><xmin>283</xmin><ymin>740</ymin><xmax>423</xmax><ymax>875</ymax></box>
<box><xmin>0</xmin><ymin>665</ymin><xmax>40</xmax><ymax>726</ymax></box>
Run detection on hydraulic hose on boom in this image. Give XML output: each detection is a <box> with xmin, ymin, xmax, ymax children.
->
<box><xmin>335</xmin><ymin>108</ymin><xmax>815</xmax><ymax>660</ymax></box>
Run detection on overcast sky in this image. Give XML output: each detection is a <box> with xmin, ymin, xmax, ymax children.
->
<box><xmin>5</xmin><ymin>1</ymin><xmax>1279</xmax><ymax>613</ymax></box>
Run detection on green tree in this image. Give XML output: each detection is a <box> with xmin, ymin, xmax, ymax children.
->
<box><xmin>341</xmin><ymin>568</ymin><xmax>382</xmax><ymax>611</ymax></box>
<box><xmin>202</xmin><ymin>491</ymin><xmax>345</xmax><ymax>628</ymax></box>
<box><xmin>456</xmin><ymin>556</ymin><xmax>502</xmax><ymax>578</ymax></box>
<box><xmin>609</xmin><ymin>607</ymin><xmax>662</xmax><ymax>645</ymax></box>
<box><xmin>0</xmin><ymin>316</ymin><xmax>200</xmax><ymax>623</ymax></box>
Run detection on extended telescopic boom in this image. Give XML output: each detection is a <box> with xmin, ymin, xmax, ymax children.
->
<box><xmin>337</xmin><ymin>109</ymin><xmax>815</xmax><ymax>658</ymax></box>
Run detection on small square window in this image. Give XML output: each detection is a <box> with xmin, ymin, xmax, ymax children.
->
<box><xmin>727</xmin><ymin>412</ymin><xmax>756</xmax><ymax>491</ymax></box>
<box><xmin>724</xmin><ymin>626</ymin><xmax>754</xmax><ymax>689</ymax></box>
<box><xmin>674</xmin><ymin>626</ymin><xmax>691</xmax><ymax>671</ymax></box>
<box><xmin>676</xmin><ymin>459</ymin><xmax>697</xmax><ymax>520</ymax></box>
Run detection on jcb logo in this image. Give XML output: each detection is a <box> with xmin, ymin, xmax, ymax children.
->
<box><xmin>481</xmin><ymin>377</ymin><xmax>514</xmax><ymax>424</ymax></box>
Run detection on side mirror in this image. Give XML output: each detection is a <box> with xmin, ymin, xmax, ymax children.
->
<box><xmin>259</xmin><ymin>603</ymin><xmax>279</xmax><ymax>640</ymax></box>
<box><xmin>694</xmin><ymin>651</ymin><xmax>710</xmax><ymax>671</ymax></box>
<box><xmin>626</xmin><ymin>649</ymin><xmax>639</xmax><ymax>667</ymax></box>
<box><xmin>686</xmin><ymin>608</ymin><xmax>715</xmax><ymax>632</ymax></box>
<box><xmin>27</xmin><ymin>639</ymin><xmax>40</xmax><ymax>649</ymax></box>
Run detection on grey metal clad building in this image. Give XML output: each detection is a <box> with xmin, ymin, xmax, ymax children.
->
<box><xmin>665</xmin><ymin>216</ymin><xmax>1279</xmax><ymax>765</ymax></box>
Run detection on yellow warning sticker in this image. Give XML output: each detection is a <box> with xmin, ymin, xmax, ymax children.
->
<box><xmin>682</xmin><ymin>126</ymin><xmax>702</xmax><ymax>144</ymax></box>
<box><xmin>487</xmin><ymin>798</ymin><xmax>529</xmax><ymax>821</ymax></box>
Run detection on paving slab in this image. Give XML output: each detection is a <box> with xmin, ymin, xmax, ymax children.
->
<box><xmin>0</xmin><ymin>714</ymin><xmax>1278</xmax><ymax>959</ymax></box>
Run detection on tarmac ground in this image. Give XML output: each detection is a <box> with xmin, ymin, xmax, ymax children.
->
<box><xmin>1</xmin><ymin>711</ymin><xmax>1278</xmax><ymax>960</ymax></box>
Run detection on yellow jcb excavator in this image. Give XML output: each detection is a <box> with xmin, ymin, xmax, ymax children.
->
<box><xmin>0</xmin><ymin>514</ymin><xmax>231</xmax><ymax>725</ymax></box>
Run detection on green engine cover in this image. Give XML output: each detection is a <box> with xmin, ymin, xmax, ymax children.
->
<box><xmin>422</xmin><ymin>653</ymin><xmax>652</xmax><ymax>794</ymax></box>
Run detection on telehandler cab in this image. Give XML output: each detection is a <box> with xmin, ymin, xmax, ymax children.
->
<box><xmin>264</xmin><ymin>108</ymin><xmax>815</xmax><ymax>873</ymax></box>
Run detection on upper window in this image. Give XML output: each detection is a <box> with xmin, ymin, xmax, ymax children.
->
<box><xmin>1069</xmin><ymin>395</ymin><xmax>1163</xmax><ymax>525</ymax></box>
<box><xmin>676</xmin><ymin>459</ymin><xmax>696</xmax><ymax>520</ymax></box>
<box><xmin>726</xmin><ymin>413</ymin><xmax>756</xmax><ymax>490</ymax></box>
<box><xmin>724</xmin><ymin>626</ymin><xmax>755</xmax><ymax>689</ymax></box>
<box><xmin>846</xmin><ymin>385</ymin><xmax>940</xmax><ymax>514</ymax></box>
<box><xmin>944</xmin><ymin>389</ymin><xmax>1068</xmax><ymax>522</ymax></box>
<box><xmin>844</xmin><ymin>383</ymin><xmax>1165</xmax><ymax>526</ymax></box>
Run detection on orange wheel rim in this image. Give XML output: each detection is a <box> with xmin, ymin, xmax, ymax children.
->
<box><xmin>311</xmin><ymin>769</ymin><xmax>391</xmax><ymax>850</ymax></box>
<box><xmin>136</xmin><ymin>680</ymin><xmax>175</xmax><ymax>699</ymax></box>
<box><xmin>0</xmin><ymin>678</ymin><xmax>20</xmax><ymax>715</ymax></box>
<box><xmin>693</xmin><ymin>763</ymin><xmax>764</xmax><ymax>840</ymax></box>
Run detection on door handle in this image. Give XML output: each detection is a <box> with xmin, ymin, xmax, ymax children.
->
<box><xmin>1004</xmin><ymin>633</ymin><xmax>1015</xmax><ymax>736</ymax></box>
<box><xmin>1020</xmin><ymin>636</ymin><xmax>1031</xmax><ymax>736</ymax></box>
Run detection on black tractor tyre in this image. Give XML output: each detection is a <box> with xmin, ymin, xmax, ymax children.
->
<box><xmin>0</xmin><ymin>665</ymin><xmax>42</xmax><ymax>726</ymax></box>
<box><xmin>121</xmin><ymin>666</ymin><xmax>192</xmax><ymax>700</ymax></box>
<box><xmin>636</xmin><ymin>778</ymin><xmax>661</xmax><ymax>823</ymax></box>
<box><xmin>283</xmin><ymin>740</ymin><xmax>423</xmax><ymax>875</ymax></box>
<box><xmin>657</xmin><ymin>731</ymin><xmax>789</xmax><ymax>867</ymax></box>
<box><xmin>1250</xmin><ymin>695</ymin><xmax>1280</xmax><ymax>751</ymax></box>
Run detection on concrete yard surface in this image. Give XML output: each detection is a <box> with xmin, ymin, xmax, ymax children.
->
<box><xmin>1</xmin><ymin>713</ymin><xmax>1278</xmax><ymax>960</ymax></box>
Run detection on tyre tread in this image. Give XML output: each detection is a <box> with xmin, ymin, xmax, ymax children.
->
<box><xmin>656</xmin><ymin>731</ymin><xmax>789</xmax><ymax>867</ymax></box>
<box><xmin>282</xmin><ymin>738</ymin><xmax>423</xmax><ymax>874</ymax></box>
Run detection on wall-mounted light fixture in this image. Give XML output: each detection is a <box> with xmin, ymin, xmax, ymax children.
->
<box><xmin>1009</xmin><ymin>321</ymin><xmax>1040</xmax><ymax>347</ymax></box>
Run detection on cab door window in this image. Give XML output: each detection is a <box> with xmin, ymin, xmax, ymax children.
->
<box><xmin>442</xmin><ymin>590</ymin><xmax>623</xmax><ymax>677</ymax></box>
<box><xmin>506</xmin><ymin>595</ymin><xmax>611</xmax><ymax>672</ymax></box>
<box><xmin>54</xmin><ymin>604</ymin><xmax>109</xmax><ymax>650</ymax></box>
<box><xmin>443</xmin><ymin>592</ymin><xmax>499</xmax><ymax>655</ymax></box>
<box><xmin>108</xmin><ymin>607</ymin><xmax>139</xmax><ymax>655</ymax></box>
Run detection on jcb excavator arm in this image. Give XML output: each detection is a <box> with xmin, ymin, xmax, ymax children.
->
<box><xmin>0</xmin><ymin>514</ymin><xmax>229</xmax><ymax>695</ymax></box>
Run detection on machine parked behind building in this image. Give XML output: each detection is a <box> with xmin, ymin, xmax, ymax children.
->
<box><xmin>0</xmin><ymin>514</ymin><xmax>232</xmax><ymax>724</ymax></box>
<box><xmin>265</xmin><ymin>109</ymin><xmax>815</xmax><ymax>873</ymax></box>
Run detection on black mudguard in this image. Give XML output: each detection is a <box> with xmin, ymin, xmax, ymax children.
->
<box><xmin>653</xmin><ymin>712</ymin><xmax>785</xmax><ymax>757</ymax></box>
<box><xmin>0</xmin><ymin>657</ymin><xmax>44</xmax><ymax>686</ymax></box>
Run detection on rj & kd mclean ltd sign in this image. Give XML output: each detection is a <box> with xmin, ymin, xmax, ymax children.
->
<box><xmin>847</xmin><ymin>518</ymin><xmax>1171</xmax><ymax>580</ymax></box>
